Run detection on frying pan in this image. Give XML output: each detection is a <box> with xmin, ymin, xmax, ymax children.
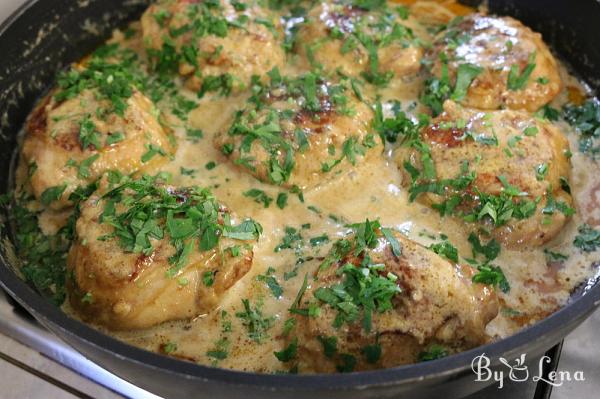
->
<box><xmin>1</xmin><ymin>1</ymin><xmax>599</xmax><ymax>398</ymax></box>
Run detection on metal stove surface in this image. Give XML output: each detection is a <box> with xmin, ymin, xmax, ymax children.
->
<box><xmin>0</xmin><ymin>290</ymin><xmax>160</xmax><ymax>399</ymax></box>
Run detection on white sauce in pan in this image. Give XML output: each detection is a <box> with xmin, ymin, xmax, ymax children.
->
<box><xmin>11</xmin><ymin>0</ymin><xmax>600</xmax><ymax>373</ymax></box>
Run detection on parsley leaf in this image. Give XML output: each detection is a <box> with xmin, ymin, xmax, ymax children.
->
<box><xmin>467</xmin><ymin>233</ymin><xmax>501</xmax><ymax>262</ymax></box>
<box><xmin>429</xmin><ymin>240</ymin><xmax>459</xmax><ymax>263</ymax></box>
<box><xmin>574</xmin><ymin>224</ymin><xmax>600</xmax><ymax>252</ymax></box>
<box><xmin>40</xmin><ymin>185</ymin><xmax>67</xmax><ymax>206</ymax></box>
<box><xmin>257</xmin><ymin>269</ymin><xmax>283</xmax><ymax>298</ymax></box>
<box><xmin>451</xmin><ymin>63</ymin><xmax>483</xmax><ymax>101</ymax></box>
<box><xmin>418</xmin><ymin>344</ymin><xmax>448</xmax><ymax>362</ymax></box>
<box><xmin>507</xmin><ymin>52</ymin><xmax>536</xmax><ymax>91</ymax></box>
<box><xmin>276</xmin><ymin>192</ymin><xmax>288</xmax><ymax>209</ymax></box>
<box><xmin>472</xmin><ymin>264</ymin><xmax>510</xmax><ymax>293</ymax></box>
<box><xmin>78</xmin><ymin>115</ymin><xmax>102</xmax><ymax>150</ymax></box>
<box><xmin>317</xmin><ymin>335</ymin><xmax>338</xmax><ymax>358</ymax></box>
<box><xmin>362</xmin><ymin>342</ymin><xmax>382</xmax><ymax>364</ymax></box>
<box><xmin>236</xmin><ymin>299</ymin><xmax>275</xmax><ymax>343</ymax></box>
<box><xmin>244</xmin><ymin>189</ymin><xmax>273</xmax><ymax>208</ymax></box>
<box><xmin>274</xmin><ymin>338</ymin><xmax>298</xmax><ymax>362</ymax></box>
<box><xmin>563</xmin><ymin>99</ymin><xmax>600</xmax><ymax>159</ymax></box>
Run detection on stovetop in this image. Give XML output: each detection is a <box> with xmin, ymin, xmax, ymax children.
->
<box><xmin>0</xmin><ymin>290</ymin><xmax>160</xmax><ymax>399</ymax></box>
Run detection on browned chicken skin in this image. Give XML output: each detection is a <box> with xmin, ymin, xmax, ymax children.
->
<box><xmin>290</xmin><ymin>224</ymin><xmax>498</xmax><ymax>372</ymax></box>
<box><xmin>22</xmin><ymin>89</ymin><xmax>174</xmax><ymax>211</ymax></box>
<box><xmin>141</xmin><ymin>0</ymin><xmax>285</xmax><ymax>93</ymax></box>
<box><xmin>67</xmin><ymin>178</ymin><xmax>259</xmax><ymax>330</ymax></box>
<box><xmin>428</xmin><ymin>14</ymin><xmax>562</xmax><ymax>112</ymax></box>
<box><xmin>214</xmin><ymin>72</ymin><xmax>381</xmax><ymax>188</ymax></box>
<box><xmin>396</xmin><ymin>100</ymin><xmax>573</xmax><ymax>248</ymax></box>
<box><xmin>296</xmin><ymin>1</ymin><xmax>423</xmax><ymax>80</ymax></box>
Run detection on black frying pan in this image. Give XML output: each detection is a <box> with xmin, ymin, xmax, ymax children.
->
<box><xmin>0</xmin><ymin>1</ymin><xmax>599</xmax><ymax>398</ymax></box>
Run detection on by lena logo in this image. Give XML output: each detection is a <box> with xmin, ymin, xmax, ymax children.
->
<box><xmin>471</xmin><ymin>353</ymin><xmax>585</xmax><ymax>389</ymax></box>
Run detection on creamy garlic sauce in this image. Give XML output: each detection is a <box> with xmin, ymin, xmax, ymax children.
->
<box><xmin>15</xmin><ymin>1</ymin><xmax>600</xmax><ymax>373</ymax></box>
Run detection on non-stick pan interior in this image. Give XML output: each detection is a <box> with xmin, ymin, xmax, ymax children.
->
<box><xmin>0</xmin><ymin>1</ymin><xmax>599</xmax><ymax>398</ymax></box>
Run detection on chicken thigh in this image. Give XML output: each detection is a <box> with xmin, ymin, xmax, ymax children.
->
<box><xmin>426</xmin><ymin>14</ymin><xmax>561</xmax><ymax>112</ymax></box>
<box><xmin>396</xmin><ymin>100</ymin><xmax>573</xmax><ymax>248</ymax></box>
<box><xmin>141</xmin><ymin>0</ymin><xmax>285</xmax><ymax>93</ymax></box>
<box><xmin>289</xmin><ymin>220</ymin><xmax>498</xmax><ymax>372</ymax></box>
<box><xmin>67</xmin><ymin>175</ymin><xmax>262</xmax><ymax>330</ymax></box>
<box><xmin>214</xmin><ymin>69</ymin><xmax>381</xmax><ymax>188</ymax></box>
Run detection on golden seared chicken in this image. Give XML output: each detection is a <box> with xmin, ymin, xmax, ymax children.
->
<box><xmin>397</xmin><ymin>100</ymin><xmax>573</xmax><ymax>248</ymax></box>
<box><xmin>295</xmin><ymin>1</ymin><xmax>423</xmax><ymax>84</ymax></box>
<box><xmin>408</xmin><ymin>0</ymin><xmax>473</xmax><ymax>27</ymax></box>
<box><xmin>425</xmin><ymin>13</ymin><xmax>561</xmax><ymax>113</ymax></box>
<box><xmin>22</xmin><ymin>59</ymin><xmax>174</xmax><ymax>211</ymax></box>
<box><xmin>67</xmin><ymin>175</ymin><xmax>262</xmax><ymax>330</ymax></box>
<box><xmin>141</xmin><ymin>0</ymin><xmax>285</xmax><ymax>93</ymax></box>
<box><xmin>288</xmin><ymin>220</ymin><xmax>498</xmax><ymax>372</ymax></box>
<box><xmin>214</xmin><ymin>69</ymin><xmax>381</xmax><ymax>188</ymax></box>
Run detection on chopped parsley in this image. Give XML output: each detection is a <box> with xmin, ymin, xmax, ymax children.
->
<box><xmin>372</xmin><ymin>101</ymin><xmax>426</xmax><ymax>144</ymax></box>
<box><xmin>69</xmin><ymin>154</ymin><xmax>100</xmax><ymax>180</ymax></box>
<box><xmin>141</xmin><ymin>143</ymin><xmax>167</xmax><ymax>163</ymax></box>
<box><xmin>224</xmin><ymin>69</ymin><xmax>370</xmax><ymax>184</ymax></box>
<box><xmin>313</xmin><ymin>220</ymin><xmax>401</xmax><ymax>333</ymax></box>
<box><xmin>98</xmin><ymin>174</ymin><xmax>261</xmax><ymax>278</ymax></box>
<box><xmin>336</xmin><ymin>353</ymin><xmax>357</xmax><ymax>373</ymax></box>
<box><xmin>257</xmin><ymin>268</ymin><xmax>283</xmax><ymax>298</ymax></box>
<box><xmin>362</xmin><ymin>342</ymin><xmax>382</xmax><ymax>364</ymax></box>
<box><xmin>276</xmin><ymin>192</ymin><xmax>288</xmax><ymax>209</ymax></box>
<box><xmin>573</xmin><ymin>224</ymin><xmax>600</xmax><ymax>252</ymax></box>
<box><xmin>507</xmin><ymin>52</ymin><xmax>536</xmax><ymax>91</ymax></box>
<box><xmin>40</xmin><ymin>185</ymin><xmax>67</xmax><ymax>206</ymax></box>
<box><xmin>418</xmin><ymin>344</ymin><xmax>448</xmax><ymax>362</ymax></box>
<box><xmin>244</xmin><ymin>189</ymin><xmax>273</xmax><ymax>208</ymax></box>
<box><xmin>536</xmin><ymin>104</ymin><xmax>560</xmax><ymax>121</ymax></box>
<box><xmin>318</xmin><ymin>1</ymin><xmax>416</xmax><ymax>87</ymax></box>
<box><xmin>235</xmin><ymin>299</ymin><xmax>275</xmax><ymax>343</ymax></box>
<box><xmin>202</xmin><ymin>270</ymin><xmax>215</xmax><ymax>287</ymax></box>
<box><xmin>421</xmin><ymin>61</ymin><xmax>482</xmax><ymax>116</ymax></box>
<box><xmin>309</xmin><ymin>234</ymin><xmax>329</xmax><ymax>247</ymax></box>
<box><xmin>450</xmin><ymin>63</ymin><xmax>483</xmax><ymax>101</ymax></box>
<box><xmin>106</xmin><ymin>131</ymin><xmax>125</xmax><ymax>146</ymax></box>
<box><xmin>421</xmin><ymin>62</ymin><xmax>452</xmax><ymax>116</ymax></box>
<box><xmin>206</xmin><ymin>338</ymin><xmax>230</xmax><ymax>363</ymax></box>
<box><xmin>180</xmin><ymin>167</ymin><xmax>196</xmax><ymax>176</ymax></box>
<box><xmin>317</xmin><ymin>335</ymin><xmax>338</xmax><ymax>358</ymax></box>
<box><xmin>10</xmin><ymin>184</ymin><xmax>97</xmax><ymax>305</ymax></box>
<box><xmin>198</xmin><ymin>74</ymin><xmax>234</xmax><ymax>98</ymax></box>
<box><xmin>563</xmin><ymin>99</ymin><xmax>600</xmax><ymax>158</ymax></box>
<box><xmin>381</xmin><ymin>228</ymin><xmax>402</xmax><ymax>257</ymax></box>
<box><xmin>535</xmin><ymin>163</ymin><xmax>548</xmax><ymax>181</ymax></box>
<box><xmin>274</xmin><ymin>226</ymin><xmax>304</xmax><ymax>255</ymax></box>
<box><xmin>544</xmin><ymin>248</ymin><xmax>569</xmax><ymax>261</ymax></box>
<box><xmin>406</xmin><ymin>146</ymin><xmax>538</xmax><ymax>228</ymax></box>
<box><xmin>274</xmin><ymin>338</ymin><xmax>298</xmax><ymax>362</ymax></box>
<box><xmin>472</xmin><ymin>264</ymin><xmax>510</xmax><ymax>293</ymax></box>
<box><xmin>187</xmin><ymin>128</ymin><xmax>204</xmax><ymax>141</ymax></box>
<box><xmin>467</xmin><ymin>233</ymin><xmax>500</xmax><ymax>262</ymax></box>
<box><xmin>162</xmin><ymin>342</ymin><xmax>178</xmax><ymax>354</ymax></box>
<box><xmin>282</xmin><ymin>317</ymin><xmax>296</xmax><ymax>337</ymax></box>
<box><xmin>55</xmin><ymin>45</ymin><xmax>137</xmax><ymax>116</ymax></box>
<box><xmin>78</xmin><ymin>115</ymin><xmax>102</xmax><ymax>150</ymax></box>
<box><xmin>429</xmin><ymin>239</ymin><xmax>459</xmax><ymax>263</ymax></box>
